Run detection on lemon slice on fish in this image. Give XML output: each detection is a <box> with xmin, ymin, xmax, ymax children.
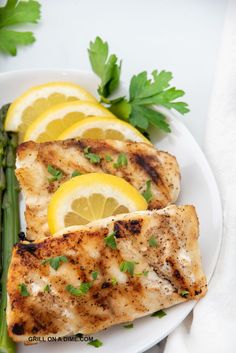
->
<box><xmin>5</xmin><ymin>82</ymin><xmax>97</xmax><ymax>138</ymax></box>
<box><xmin>48</xmin><ymin>173</ymin><xmax>147</xmax><ymax>234</ymax></box>
<box><xmin>23</xmin><ymin>101</ymin><xmax>116</xmax><ymax>142</ymax></box>
<box><xmin>58</xmin><ymin>117</ymin><xmax>151</xmax><ymax>144</ymax></box>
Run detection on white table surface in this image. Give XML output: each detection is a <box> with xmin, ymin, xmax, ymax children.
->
<box><xmin>0</xmin><ymin>0</ymin><xmax>227</xmax><ymax>146</ymax></box>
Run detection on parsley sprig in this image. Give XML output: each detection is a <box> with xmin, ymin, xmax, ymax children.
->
<box><xmin>0</xmin><ymin>0</ymin><xmax>41</xmax><ymax>56</ymax></box>
<box><xmin>88</xmin><ymin>36</ymin><xmax>121</xmax><ymax>98</ymax></box>
<box><xmin>88</xmin><ymin>37</ymin><xmax>189</xmax><ymax>136</ymax></box>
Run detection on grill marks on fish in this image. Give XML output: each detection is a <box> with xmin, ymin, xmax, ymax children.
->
<box><xmin>133</xmin><ymin>154</ymin><xmax>159</xmax><ymax>183</ymax></box>
<box><xmin>113</xmin><ymin>219</ymin><xmax>143</xmax><ymax>238</ymax></box>
<box><xmin>7</xmin><ymin>205</ymin><xmax>207</xmax><ymax>342</ymax></box>
<box><xmin>16</xmin><ymin>139</ymin><xmax>180</xmax><ymax>240</ymax></box>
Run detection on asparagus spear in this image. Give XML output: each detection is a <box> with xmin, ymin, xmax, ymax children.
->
<box><xmin>0</xmin><ymin>105</ymin><xmax>19</xmax><ymax>353</ymax></box>
<box><xmin>0</xmin><ymin>105</ymin><xmax>9</xmax><ymax>275</ymax></box>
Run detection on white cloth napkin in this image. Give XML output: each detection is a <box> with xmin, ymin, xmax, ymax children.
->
<box><xmin>147</xmin><ymin>1</ymin><xmax>236</xmax><ymax>352</ymax></box>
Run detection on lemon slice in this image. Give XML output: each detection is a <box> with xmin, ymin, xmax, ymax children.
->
<box><xmin>48</xmin><ymin>173</ymin><xmax>147</xmax><ymax>234</ymax></box>
<box><xmin>58</xmin><ymin>117</ymin><xmax>151</xmax><ymax>144</ymax></box>
<box><xmin>23</xmin><ymin>101</ymin><xmax>116</xmax><ymax>142</ymax></box>
<box><xmin>5</xmin><ymin>82</ymin><xmax>97</xmax><ymax>136</ymax></box>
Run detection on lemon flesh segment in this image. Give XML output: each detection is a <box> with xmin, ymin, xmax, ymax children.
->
<box><xmin>48</xmin><ymin>173</ymin><xmax>147</xmax><ymax>235</ymax></box>
<box><xmin>58</xmin><ymin>117</ymin><xmax>151</xmax><ymax>144</ymax></box>
<box><xmin>4</xmin><ymin>81</ymin><xmax>97</xmax><ymax>137</ymax></box>
<box><xmin>23</xmin><ymin>101</ymin><xmax>117</xmax><ymax>142</ymax></box>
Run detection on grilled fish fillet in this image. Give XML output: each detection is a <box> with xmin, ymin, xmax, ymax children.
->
<box><xmin>7</xmin><ymin>205</ymin><xmax>207</xmax><ymax>343</ymax></box>
<box><xmin>16</xmin><ymin>139</ymin><xmax>180</xmax><ymax>240</ymax></box>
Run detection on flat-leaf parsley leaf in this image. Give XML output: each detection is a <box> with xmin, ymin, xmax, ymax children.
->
<box><xmin>113</xmin><ymin>153</ymin><xmax>128</xmax><ymax>169</ymax></box>
<box><xmin>18</xmin><ymin>283</ymin><xmax>30</xmax><ymax>297</ymax></box>
<box><xmin>151</xmin><ymin>310</ymin><xmax>167</xmax><ymax>318</ymax></box>
<box><xmin>120</xmin><ymin>260</ymin><xmax>137</xmax><ymax>276</ymax></box>
<box><xmin>88</xmin><ymin>339</ymin><xmax>103</xmax><ymax>348</ymax></box>
<box><xmin>104</xmin><ymin>231</ymin><xmax>117</xmax><ymax>249</ymax></box>
<box><xmin>0</xmin><ymin>0</ymin><xmax>41</xmax><ymax>56</ymax></box>
<box><xmin>142</xmin><ymin>179</ymin><xmax>153</xmax><ymax>202</ymax></box>
<box><xmin>88</xmin><ymin>36</ymin><xmax>121</xmax><ymax>98</ymax></box>
<box><xmin>47</xmin><ymin>165</ymin><xmax>63</xmax><ymax>182</ymax></box>
<box><xmin>66</xmin><ymin>282</ymin><xmax>93</xmax><ymax>296</ymax></box>
<box><xmin>88</xmin><ymin>37</ymin><xmax>189</xmax><ymax>136</ymax></box>
<box><xmin>84</xmin><ymin>146</ymin><xmax>101</xmax><ymax>164</ymax></box>
<box><xmin>42</xmin><ymin>255</ymin><xmax>68</xmax><ymax>271</ymax></box>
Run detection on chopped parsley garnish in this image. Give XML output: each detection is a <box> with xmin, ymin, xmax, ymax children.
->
<box><xmin>92</xmin><ymin>271</ymin><xmax>98</xmax><ymax>280</ymax></box>
<box><xmin>42</xmin><ymin>255</ymin><xmax>68</xmax><ymax>271</ymax></box>
<box><xmin>135</xmin><ymin>270</ymin><xmax>149</xmax><ymax>277</ymax></box>
<box><xmin>18</xmin><ymin>283</ymin><xmax>30</xmax><ymax>297</ymax></box>
<box><xmin>119</xmin><ymin>260</ymin><xmax>137</xmax><ymax>276</ymax></box>
<box><xmin>111</xmin><ymin>277</ymin><xmax>118</xmax><ymax>285</ymax></box>
<box><xmin>148</xmin><ymin>236</ymin><xmax>158</xmax><ymax>248</ymax></box>
<box><xmin>71</xmin><ymin>170</ymin><xmax>82</xmax><ymax>178</ymax></box>
<box><xmin>88</xmin><ymin>339</ymin><xmax>103</xmax><ymax>348</ymax></box>
<box><xmin>47</xmin><ymin>165</ymin><xmax>63</xmax><ymax>182</ymax></box>
<box><xmin>105</xmin><ymin>154</ymin><xmax>113</xmax><ymax>162</ymax></box>
<box><xmin>66</xmin><ymin>282</ymin><xmax>92</xmax><ymax>296</ymax></box>
<box><xmin>142</xmin><ymin>179</ymin><xmax>153</xmax><ymax>202</ymax></box>
<box><xmin>123</xmin><ymin>323</ymin><xmax>133</xmax><ymax>329</ymax></box>
<box><xmin>84</xmin><ymin>146</ymin><xmax>101</xmax><ymax>164</ymax></box>
<box><xmin>104</xmin><ymin>231</ymin><xmax>117</xmax><ymax>249</ymax></box>
<box><xmin>180</xmin><ymin>290</ymin><xmax>189</xmax><ymax>297</ymax></box>
<box><xmin>43</xmin><ymin>284</ymin><xmax>51</xmax><ymax>293</ymax></box>
<box><xmin>151</xmin><ymin>310</ymin><xmax>167</xmax><ymax>318</ymax></box>
<box><xmin>113</xmin><ymin>153</ymin><xmax>128</xmax><ymax>168</ymax></box>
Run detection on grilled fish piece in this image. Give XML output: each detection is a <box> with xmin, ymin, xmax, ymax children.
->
<box><xmin>16</xmin><ymin>138</ymin><xmax>180</xmax><ymax>240</ymax></box>
<box><xmin>7</xmin><ymin>205</ymin><xmax>207</xmax><ymax>343</ymax></box>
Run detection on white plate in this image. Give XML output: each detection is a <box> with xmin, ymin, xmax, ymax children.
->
<box><xmin>0</xmin><ymin>69</ymin><xmax>222</xmax><ymax>353</ymax></box>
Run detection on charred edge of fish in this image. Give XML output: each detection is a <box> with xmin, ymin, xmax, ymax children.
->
<box><xmin>113</xmin><ymin>219</ymin><xmax>143</xmax><ymax>238</ymax></box>
<box><xmin>134</xmin><ymin>154</ymin><xmax>159</xmax><ymax>183</ymax></box>
<box><xmin>66</xmin><ymin>139</ymin><xmax>87</xmax><ymax>151</ymax></box>
<box><xmin>101</xmin><ymin>282</ymin><xmax>111</xmax><ymax>289</ymax></box>
<box><xmin>18</xmin><ymin>231</ymin><xmax>34</xmax><ymax>242</ymax></box>
<box><xmin>194</xmin><ymin>289</ymin><xmax>202</xmax><ymax>296</ymax></box>
<box><xmin>16</xmin><ymin>242</ymin><xmax>39</xmax><ymax>255</ymax></box>
<box><xmin>12</xmin><ymin>323</ymin><xmax>25</xmax><ymax>335</ymax></box>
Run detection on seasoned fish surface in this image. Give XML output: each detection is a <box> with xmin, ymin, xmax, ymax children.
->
<box><xmin>16</xmin><ymin>139</ymin><xmax>180</xmax><ymax>240</ymax></box>
<box><xmin>7</xmin><ymin>205</ymin><xmax>207</xmax><ymax>343</ymax></box>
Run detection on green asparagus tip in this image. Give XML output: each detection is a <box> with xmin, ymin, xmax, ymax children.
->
<box><xmin>8</xmin><ymin>134</ymin><xmax>18</xmax><ymax>149</ymax></box>
<box><xmin>6</xmin><ymin>147</ymin><xmax>15</xmax><ymax>168</ymax></box>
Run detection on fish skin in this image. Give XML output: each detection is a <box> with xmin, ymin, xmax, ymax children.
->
<box><xmin>7</xmin><ymin>205</ymin><xmax>207</xmax><ymax>343</ymax></box>
<box><xmin>15</xmin><ymin>138</ymin><xmax>180</xmax><ymax>240</ymax></box>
